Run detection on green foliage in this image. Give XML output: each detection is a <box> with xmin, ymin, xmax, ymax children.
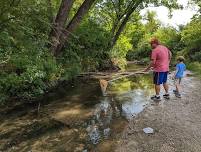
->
<box><xmin>61</xmin><ymin>19</ymin><xmax>110</xmax><ymax>72</ymax></box>
<box><xmin>181</xmin><ymin>17</ymin><xmax>201</xmax><ymax>61</ymax></box>
<box><xmin>0</xmin><ymin>0</ymin><xmax>61</xmax><ymax>103</ymax></box>
<box><xmin>144</xmin><ymin>11</ymin><xmax>161</xmax><ymax>34</ymax></box>
<box><xmin>126</xmin><ymin>11</ymin><xmax>181</xmax><ymax>62</ymax></box>
<box><xmin>187</xmin><ymin>62</ymin><xmax>201</xmax><ymax>77</ymax></box>
<box><xmin>126</xmin><ymin>39</ymin><xmax>151</xmax><ymax>61</ymax></box>
<box><xmin>110</xmin><ymin>35</ymin><xmax>132</xmax><ymax>69</ymax></box>
<box><xmin>0</xmin><ymin>50</ymin><xmax>62</xmax><ymax>102</ymax></box>
<box><xmin>154</xmin><ymin>27</ymin><xmax>181</xmax><ymax>51</ymax></box>
<box><xmin>1</xmin><ymin>0</ymin><xmax>201</xmax><ymax>104</ymax></box>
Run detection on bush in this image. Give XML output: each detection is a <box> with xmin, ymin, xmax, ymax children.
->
<box><xmin>111</xmin><ymin>35</ymin><xmax>132</xmax><ymax>69</ymax></box>
<box><xmin>0</xmin><ymin>51</ymin><xmax>62</xmax><ymax>102</ymax></box>
<box><xmin>62</xmin><ymin>19</ymin><xmax>110</xmax><ymax>72</ymax></box>
<box><xmin>126</xmin><ymin>41</ymin><xmax>151</xmax><ymax>61</ymax></box>
<box><xmin>187</xmin><ymin>62</ymin><xmax>201</xmax><ymax>77</ymax></box>
<box><xmin>0</xmin><ymin>16</ymin><xmax>63</xmax><ymax>103</ymax></box>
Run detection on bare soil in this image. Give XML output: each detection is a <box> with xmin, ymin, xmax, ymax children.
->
<box><xmin>116</xmin><ymin>75</ymin><xmax>201</xmax><ymax>152</ymax></box>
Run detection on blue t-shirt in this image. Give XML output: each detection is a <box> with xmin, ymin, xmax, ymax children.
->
<box><xmin>175</xmin><ymin>62</ymin><xmax>186</xmax><ymax>78</ymax></box>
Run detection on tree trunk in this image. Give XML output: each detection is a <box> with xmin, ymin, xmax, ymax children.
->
<box><xmin>111</xmin><ymin>0</ymin><xmax>142</xmax><ymax>48</ymax></box>
<box><xmin>54</xmin><ymin>0</ymin><xmax>96</xmax><ymax>56</ymax></box>
<box><xmin>108</xmin><ymin>18</ymin><xmax>119</xmax><ymax>47</ymax></box>
<box><xmin>50</xmin><ymin>0</ymin><xmax>74</xmax><ymax>55</ymax></box>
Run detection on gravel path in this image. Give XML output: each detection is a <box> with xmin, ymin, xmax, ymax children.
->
<box><xmin>116</xmin><ymin>74</ymin><xmax>201</xmax><ymax>152</ymax></box>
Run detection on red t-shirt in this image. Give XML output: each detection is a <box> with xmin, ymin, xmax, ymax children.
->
<box><xmin>151</xmin><ymin>45</ymin><xmax>170</xmax><ymax>72</ymax></box>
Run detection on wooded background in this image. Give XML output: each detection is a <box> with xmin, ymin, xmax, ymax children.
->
<box><xmin>0</xmin><ymin>0</ymin><xmax>200</xmax><ymax>103</ymax></box>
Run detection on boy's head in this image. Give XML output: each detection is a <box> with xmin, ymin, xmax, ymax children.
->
<box><xmin>177</xmin><ymin>56</ymin><xmax>185</xmax><ymax>62</ymax></box>
<box><xmin>150</xmin><ymin>38</ymin><xmax>160</xmax><ymax>49</ymax></box>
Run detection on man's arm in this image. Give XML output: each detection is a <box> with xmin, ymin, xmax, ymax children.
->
<box><xmin>144</xmin><ymin>50</ymin><xmax>156</xmax><ymax>72</ymax></box>
<box><xmin>144</xmin><ymin>59</ymin><xmax>155</xmax><ymax>72</ymax></box>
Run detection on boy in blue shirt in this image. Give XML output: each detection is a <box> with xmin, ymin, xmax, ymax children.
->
<box><xmin>173</xmin><ymin>56</ymin><xmax>186</xmax><ymax>98</ymax></box>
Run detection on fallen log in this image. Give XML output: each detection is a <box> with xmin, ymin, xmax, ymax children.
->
<box><xmin>99</xmin><ymin>71</ymin><xmax>149</xmax><ymax>95</ymax></box>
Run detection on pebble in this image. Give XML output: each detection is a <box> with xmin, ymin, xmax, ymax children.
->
<box><xmin>143</xmin><ymin>127</ymin><xmax>154</xmax><ymax>134</ymax></box>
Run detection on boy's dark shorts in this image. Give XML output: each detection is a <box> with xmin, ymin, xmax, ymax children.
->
<box><xmin>153</xmin><ymin>71</ymin><xmax>168</xmax><ymax>85</ymax></box>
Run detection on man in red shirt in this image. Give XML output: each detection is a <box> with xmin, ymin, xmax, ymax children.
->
<box><xmin>144</xmin><ymin>38</ymin><xmax>172</xmax><ymax>101</ymax></box>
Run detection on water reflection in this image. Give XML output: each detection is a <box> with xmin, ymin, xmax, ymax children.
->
<box><xmin>0</xmin><ymin>68</ymin><xmax>156</xmax><ymax>151</ymax></box>
<box><xmin>120</xmin><ymin>89</ymin><xmax>151</xmax><ymax>119</ymax></box>
<box><xmin>86</xmin><ymin>97</ymin><xmax>113</xmax><ymax>144</ymax></box>
<box><xmin>87</xmin><ymin>74</ymin><xmax>154</xmax><ymax>145</ymax></box>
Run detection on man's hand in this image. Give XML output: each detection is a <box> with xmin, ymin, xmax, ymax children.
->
<box><xmin>143</xmin><ymin>67</ymin><xmax>149</xmax><ymax>72</ymax></box>
<box><xmin>144</xmin><ymin>61</ymin><xmax>154</xmax><ymax>72</ymax></box>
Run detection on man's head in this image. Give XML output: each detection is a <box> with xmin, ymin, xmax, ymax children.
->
<box><xmin>150</xmin><ymin>38</ymin><xmax>160</xmax><ymax>49</ymax></box>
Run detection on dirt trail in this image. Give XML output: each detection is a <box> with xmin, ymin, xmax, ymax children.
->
<box><xmin>116</xmin><ymin>74</ymin><xmax>201</xmax><ymax>152</ymax></box>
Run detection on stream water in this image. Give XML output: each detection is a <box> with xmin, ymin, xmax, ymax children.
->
<box><xmin>0</xmin><ymin>64</ymin><xmax>154</xmax><ymax>152</ymax></box>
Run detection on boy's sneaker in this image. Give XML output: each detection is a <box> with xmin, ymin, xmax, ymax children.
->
<box><xmin>151</xmin><ymin>95</ymin><xmax>161</xmax><ymax>101</ymax></box>
<box><xmin>163</xmin><ymin>94</ymin><xmax>170</xmax><ymax>99</ymax></box>
<box><xmin>175</xmin><ymin>93</ymin><xmax>181</xmax><ymax>98</ymax></box>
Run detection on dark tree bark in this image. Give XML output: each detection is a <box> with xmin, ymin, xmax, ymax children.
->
<box><xmin>53</xmin><ymin>0</ymin><xmax>96</xmax><ymax>56</ymax></box>
<box><xmin>111</xmin><ymin>0</ymin><xmax>142</xmax><ymax>48</ymax></box>
<box><xmin>50</xmin><ymin>0</ymin><xmax>74</xmax><ymax>55</ymax></box>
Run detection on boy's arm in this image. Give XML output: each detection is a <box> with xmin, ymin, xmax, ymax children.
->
<box><xmin>173</xmin><ymin>70</ymin><xmax>178</xmax><ymax>78</ymax></box>
<box><xmin>173</xmin><ymin>65</ymin><xmax>179</xmax><ymax>78</ymax></box>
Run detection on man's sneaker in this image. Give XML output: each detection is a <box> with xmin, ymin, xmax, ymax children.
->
<box><xmin>173</xmin><ymin>90</ymin><xmax>178</xmax><ymax>94</ymax></box>
<box><xmin>175</xmin><ymin>93</ymin><xmax>181</xmax><ymax>98</ymax></box>
<box><xmin>151</xmin><ymin>95</ymin><xmax>161</xmax><ymax>101</ymax></box>
<box><xmin>163</xmin><ymin>94</ymin><xmax>170</xmax><ymax>99</ymax></box>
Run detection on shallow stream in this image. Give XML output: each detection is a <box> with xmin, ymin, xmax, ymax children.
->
<box><xmin>0</xmin><ymin>64</ymin><xmax>154</xmax><ymax>152</ymax></box>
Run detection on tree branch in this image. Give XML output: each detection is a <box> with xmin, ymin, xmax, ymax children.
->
<box><xmin>111</xmin><ymin>0</ymin><xmax>142</xmax><ymax>47</ymax></box>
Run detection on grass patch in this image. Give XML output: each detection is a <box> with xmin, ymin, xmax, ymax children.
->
<box><xmin>187</xmin><ymin>62</ymin><xmax>201</xmax><ymax>78</ymax></box>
